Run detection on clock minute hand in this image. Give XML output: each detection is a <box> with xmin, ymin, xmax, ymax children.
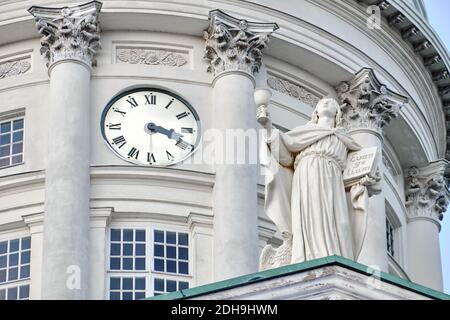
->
<box><xmin>147</xmin><ymin>122</ymin><xmax>184</xmax><ymax>141</ymax></box>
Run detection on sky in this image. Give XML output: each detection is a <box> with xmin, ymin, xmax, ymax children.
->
<box><xmin>423</xmin><ymin>0</ymin><xmax>450</xmax><ymax>294</ymax></box>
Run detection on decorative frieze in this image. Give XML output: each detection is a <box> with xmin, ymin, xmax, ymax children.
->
<box><xmin>203</xmin><ymin>10</ymin><xmax>278</xmax><ymax>77</ymax></box>
<box><xmin>0</xmin><ymin>58</ymin><xmax>31</xmax><ymax>79</ymax></box>
<box><xmin>116</xmin><ymin>48</ymin><xmax>187</xmax><ymax>67</ymax></box>
<box><xmin>267</xmin><ymin>75</ymin><xmax>320</xmax><ymax>107</ymax></box>
<box><xmin>28</xmin><ymin>1</ymin><xmax>102</xmax><ymax>68</ymax></box>
<box><xmin>336</xmin><ymin>68</ymin><xmax>408</xmax><ymax>134</ymax></box>
<box><xmin>405</xmin><ymin>160</ymin><xmax>449</xmax><ymax>224</ymax></box>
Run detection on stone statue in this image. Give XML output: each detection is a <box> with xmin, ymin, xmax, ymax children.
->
<box><xmin>258</xmin><ymin>98</ymin><xmax>376</xmax><ymax>270</ymax></box>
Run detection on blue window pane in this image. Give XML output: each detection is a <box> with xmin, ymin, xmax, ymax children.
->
<box><xmin>20</xmin><ymin>265</ymin><xmax>30</xmax><ymax>279</ymax></box>
<box><xmin>166</xmin><ymin>232</ymin><xmax>176</xmax><ymax>244</ymax></box>
<box><xmin>123</xmin><ymin>229</ymin><xmax>133</xmax><ymax>241</ymax></box>
<box><xmin>13</xmin><ymin>120</ymin><xmax>23</xmax><ymax>131</ymax></box>
<box><xmin>0</xmin><ymin>269</ymin><xmax>6</xmax><ymax>283</ymax></box>
<box><xmin>179</xmin><ymin>281</ymin><xmax>189</xmax><ymax>290</ymax></box>
<box><xmin>0</xmin><ymin>122</ymin><xmax>11</xmax><ymax>133</ymax></box>
<box><xmin>12</xmin><ymin>155</ymin><xmax>22</xmax><ymax>165</ymax></box>
<box><xmin>110</xmin><ymin>258</ymin><xmax>120</xmax><ymax>270</ymax></box>
<box><xmin>19</xmin><ymin>285</ymin><xmax>29</xmax><ymax>299</ymax></box>
<box><xmin>122</xmin><ymin>278</ymin><xmax>133</xmax><ymax>290</ymax></box>
<box><xmin>122</xmin><ymin>292</ymin><xmax>133</xmax><ymax>300</ymax></box>
<box><xmin>0</xmin><ymin>241</ymin><xmax>6</xmax><ymax>254</ymax></box>
<box><xmin>166</xmin><ymin>246</ymin><xmax>176</xmax><ymax>259</ymax></box>
<box><xmin>178</xmin><ymin>233</ymin><xmax>188</xmax><ymax>246</ymax></box>
<box><xmin>10</xmin><ymin>239</ymin><xmax>19</xmax><ymax>252</ymax></box>
<box><xmin>135</xmin><ymin>277</ymin><xmax>145</xmax><ymax>290</ymax></box>
<box><xmin>123</xmin><ymin>244</ymin><xmax>133</xmax><ymax>256</ymax></box>
<box><xmin>167</xmin><ymin>280</ymin><xmax>177</xmax><ymax>292</ymax></box>
<box><xmin>110</xmin><ymin>292</ymin><xmax>120</xmax><ymax>300</ymax></box>
<box><xmin>110</xmin><ymin>277</ymin><xmax>120</xmax><ymax>290</ymax></box>
<box><xmin>122</xmin><ymin>258</ymin><xmax>133</xmax><ymax>270</ymax></box>
<box><xmin>154</xmin><ymin>230</ymin><xmax>164</xmax><ymax>243</ymax></box>
<box><xmin>135</xmin><ymin>243</ymin><xmax>145</xmax><ymax>256</ymax></box>
<box><xmin>0</xmin><ymin>289</ymin><xmax>5</xmax><ymax>300</ymax></box>
<box><xmin>0</xmin><ymin>255</ymin><xmax>6</xmax><ymax>268</ymax></box>
<box><xmin>179</xmin><ymin>262</ymin><xmax>189</xmax><ymax>275</ymax></box>
<box><xmin>135</xmin><ymin>258</ymin><xmax>145</xmax><ymax>270</ymax></box>
<box><xmin>12</xmin><ymin>143</ymin><xmax>22</xmax><ymax>155</ymax></box>
<box><xmin>13</xmin><ymin>131</ymin><xmax>23</xmax><ymax>143</ymax></box>
<box><xmin>8</xmin><ymin>267</ymin><xmax>18</xmax><ymax>281</ymax></box>
<box><xmin>154</xmin><ymin>259</ymin><xmax>164</xmax><ymax>272</ymax></box>
<box><xmin>178</xmin><ymin>247</ymin><xmax>188</xmax><ymax>260</ymax></box>
<box><xmin>21</xmin><ymin>238</ymin><xmax>30</xmax><ymax>250</ymax></box>
<box><xmin>154</xmin><ymin>244</ymin><xmax>164</xmax><ymax>257</ymax></box>
<box><xmin>154</xmin><ymin>278</ymin><xmax>164</xmax><ymax>292</ymax></box>
<box><xmin>9</xmin><ymin>253</ymin><xmax>18</xmax><ymax>267</ymax></box>
<box><xmin>135</xmin><ymin>230</ymin><xmax>145</xmax><ymax>242</ymax></box>
<box><xmin>167</xmin><ymin>260</ymin><xmax>176</xmax><ymax>273</ymax></box>
<box><xmin>110</xmin><ymin>243</ymin><xmax>121</xmax><ymax>256</ymax></box>
<box><xmin>0</xmin><ymin>134</ymin><xmax>10</xmax><ymax>146</ymax></box>
<box><xmin>111</xmin><ymin>229</ymin><xmax>121</xmax><ymax>241</ymax></box>
<box><xmin>0</xmin><ymin>158</ymin><xmax>10</xmax><ymax>167</ymax></box>
<box><xmin>135</xmin><ymin>292</ymin><xmax>145</xmax><ymax>300</ymax></box>
<box><xmin>0</xmin><ymin>146</ymin><xmax>9</xmax><ymax>157</ymax></box>
<box><xmin>21</xmin><ymin>251</ymin><xmax>30</xmax><ymax>264</ymax></box>
<box><xmin>7</xmin><ymin>287</ymin><xmax>17</xmax><ymax>300</ymax></box>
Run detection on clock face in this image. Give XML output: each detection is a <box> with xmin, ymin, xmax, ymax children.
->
<box><xmin>101</xmin><ymin>88</ymin><xmax>201</xmax><ymax>167</ymax></box>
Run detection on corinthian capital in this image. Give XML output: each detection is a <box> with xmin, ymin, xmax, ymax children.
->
<box><xmin>336</xmin><ymin>68</ymin><xmax>408</xmax><ymax>134</ymax></box>
<box><xmin>405</xmin><ymin>160</ymin><xmax>450</xmax><ymax>226</ymax></box>
<box><xmin>203</xmin><ymin>10</ymin><xmax>278</xmax><ymax>77</ymax></box>
<box><xmin>28</xmin><ymin>1</ymin><xmax>102</xmax><ymax>69</ymax></box>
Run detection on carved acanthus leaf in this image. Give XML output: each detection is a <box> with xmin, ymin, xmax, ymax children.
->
<box><xmin>267</xmin><ymin>76</ymin><xmax>320</xmax><ymax>107</ymax></box>
<box><xmin>0</xmin><ymin>59</ymin><xmax>31</xmax><ymax>79</ymax></box>
<box><xmin>117</xmin><ymin>49</ymin><xmax>187</xmax><ymax>67</ymax></box>
<box><xmin>28</xmin><ymin>2</ymin><xmax>102</xmax><ymax>68</ymax></box>
<box><xmin>336</xmin><ymin>69</ymin><xmax>407</xmax><ymax>133</ymax></box>
<box><xmin>204</xmin><ymin>10</ymin><xmax>278</xmax><ymax>77</ymax></box>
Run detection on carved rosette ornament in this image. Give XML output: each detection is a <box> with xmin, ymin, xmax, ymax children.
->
<box><xmin>336</xmin><ymin>68</ymin><xmax>408</xmax><ymax>134</ymax></box>
<box><xmin>405</xmin><ymin>161</ymin><xmax>450</xmax><ymax>225</ymax></box>
<box><xmin>28</xmin><ymin>1</ymin><xmax>102</xmax><ymax>69</ymax></box>
<box><xmin>204</xmin><ymin>10</ymin><xmax>278</xmax><ymax>77</ymax></box>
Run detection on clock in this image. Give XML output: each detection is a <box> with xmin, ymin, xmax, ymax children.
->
<box><xmin>101</xmin><ymin>88</ymin><xmax>201</xmax><ymax>167</ymax></box>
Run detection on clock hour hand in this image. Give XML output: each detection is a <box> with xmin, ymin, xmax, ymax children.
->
<box><xmin>147</xmin><ymin>122</ymin><xmax>184</xmax><ymax>141</ymax></box>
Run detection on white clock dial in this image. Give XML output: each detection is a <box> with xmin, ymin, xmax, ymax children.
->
<box><xmin>101</xmin><ymin>88</ymin><xmax>201</xmax><ymax>167</ymax></box>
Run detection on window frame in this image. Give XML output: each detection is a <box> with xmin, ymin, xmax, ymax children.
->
<box><xmin>105</xmin><ymin>223</ymin><xmax>192</xmax><ymax>300</ymax></box>
<box><xmin>0</xmin><ymin>111</ymin><xmax>25</xmax><ymax>170</ymax></box>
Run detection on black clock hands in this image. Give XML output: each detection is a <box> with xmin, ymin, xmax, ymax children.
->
<box><xmin>147</xmin><ymin>122</ymin><xmax>183</xmax><ymax>142</ymax></box>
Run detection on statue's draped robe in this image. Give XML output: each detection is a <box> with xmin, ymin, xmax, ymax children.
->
<box><xmin>263</xmin><ymin>124</ymin><xmax>363</xmax><ymax>263</ymax></box>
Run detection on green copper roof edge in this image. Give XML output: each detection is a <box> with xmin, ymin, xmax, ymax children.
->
<box><xmin>146</xmin><ymin>255</ymin><xmax>450</xmax><ymax>300</ymax></box>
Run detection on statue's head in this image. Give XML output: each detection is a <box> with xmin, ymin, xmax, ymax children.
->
<box><xmin>309</xmin><ymin>98</ymin><xmax>342</xmax><ymax>127</ymax></box>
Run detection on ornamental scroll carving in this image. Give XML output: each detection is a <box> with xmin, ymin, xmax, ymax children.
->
<box><xmin>267</xmin><ymin>75</ymin><xmax>321</xmax><ymax>107</ymax></box>
<box><xmin>0</xmin><ymin>59</ymin><xmax>31</xmax><ymax>79</ymax></box>
<box><xmin>116</xmin><ymin>48</ymin><xmax>187</xmax><ymax>67</ymax></box>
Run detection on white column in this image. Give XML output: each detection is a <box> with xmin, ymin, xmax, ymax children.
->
<box><xmin>89</xmin><ymin>208</ymin><xmax>112</xmax><ymax>300</ymax></box>
<box><xmin>204</xmin><ymin>10</ymin><xmax>278</xmax><ymax>281</ymax></box>
<box><xmin>29</xmin><ymin>2</ymin><xmax>102</xmax><ymax>300</ymax></box>
<box><xmin>22</xmin><ymin>213</ymin><xmax>44</xmax><ymax>300</ymax></box>
<box><xmin>337</xmin><ymin>68</ymin><xmax>407</xmax><ymax>272</ymax></box>
<box><xmin>404</xmin><ymin>161</ymin><xmax>448</xmax><ymax>291</ymax></box>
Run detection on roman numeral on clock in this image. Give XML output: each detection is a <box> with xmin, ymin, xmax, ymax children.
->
<box><xmin>176</xmin><ymin>112</ymin><xmax>189</xmax><ymax>120</ymax></box>
<box><xmin>108</xmin><ymin>123</ymin><xmax>121</xmax><ymax>130</ymax></box>
<box><xmin>145</xmin><ymin>94</ymin><xmax>157</xmax><ymax>105</ymax></box>
<box><xmin>128</xmin><ymin>147</ymin><xmax>140</xmax><ymax>160</ymax></box>
<box><xmin>147</xmin><ymin>152</ymin><xmax>156</xmax><ymax>164</ymax></box>
<box><xmin>113</xmin><ymin>108</ymin><xmax>126</xmax><ymax>117</ymax></box>
<box><xmin>165</xmin><ymin>99</ymin><xmax>174</xmax><ymax>109</ymax></box>
<box><xmin>126</xmin><ymin>96</ymin><xmax>139</xmax><ymax>108</ymax></box>
<box><xmin>181</xmin><ymin>127</ymin><xmax>193</xmax><ymax>134</ymax></box>
<box><xmin>112</xmin><ymin>136</ymin><xmax>127</xmax><ymax>149</ymax></box>
<box><xmin>166</xmin><ymin>150</ymin><xmax>175</xmax><ymax>161</ymax></box>
<box><xmin>175</xmin><ymin>139</ymin><xmax>192</xmax><ymax>150</ymax></box>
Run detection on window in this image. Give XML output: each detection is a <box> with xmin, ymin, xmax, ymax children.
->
<box><xmin>386</xmin><ymin>218</ymin><xmax>395</xmax><ymax>257</ymax></box>
<box><xmin>0</xmin><ymin>236</ymin><xmax>31</xmax><ymax>300</ymax></box>
<box><xmin>0</xmin><ymin>117</ymin><xmax>24</xmax><ymax>168</ymax></box>
<box><xmin>107</xmin><ymin>228</ymin><xmax>190</xmax><ymax>300</ymax></box>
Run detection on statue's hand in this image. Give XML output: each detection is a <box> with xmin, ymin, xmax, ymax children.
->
<box><xmin>257</xmin><ymin>106</ymin><xmax>273</xmax><ymax>137</ymax></box>
<box><xmin>360</xmin><ymin>169</ymin><xmax>382</xmax><ymax>196</ymax></box>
